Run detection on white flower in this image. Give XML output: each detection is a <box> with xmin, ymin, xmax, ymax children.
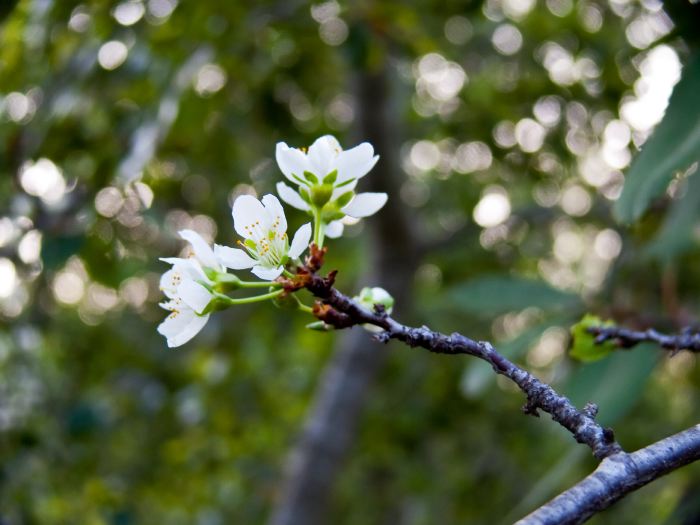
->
<box><xmin>157</xmin><ymin>229</ymin><xmax>222</xmax><ymax>347</ymax></box>
<box><xmin>215</xmin><ymin>194</ymin><xmax>311</xmax><ymax>280</ymax></box>
<box><xmin>275</xmin><ymin>135</ymin><xmax>387</xmax><ymax>229</ymax></box>
<box><xmin>157</xmin><ymin>259</ymin><xmax>213</xmax><ymax>348</ymax></box>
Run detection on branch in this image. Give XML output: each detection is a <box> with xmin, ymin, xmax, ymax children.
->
<box><xmin>285</xmin><ymin>255</ymin><xmax>622</xmax><ymax>460</ymax></box>
<box><xmin>516</xmin><ymin>424</ymin><xmax>700</xmax><ymax>525</ymax></box>
<box><xmin>589</xmin><ymin>326</ymin><xmax>700</xmax><ymax>354</ymax></box>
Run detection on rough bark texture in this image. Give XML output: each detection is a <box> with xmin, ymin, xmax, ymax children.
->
<box><xmin>300</xmin><ymin>266</ymin><xmax>622</xmax><ymax>460</ymax></box>
<box><xmin>269</xmin><ymin>65</ymin><xmax>419</xmax><ymax>525</ymax></box>
<box><xmin>517</xmin><ymin>424</ymin><xmax>700</xmax><ymax>525</ymax></box>
<box><xmin>589</xmin><ymin>326</ymin><xmax>700</xmax><ymax>354</ymax></box>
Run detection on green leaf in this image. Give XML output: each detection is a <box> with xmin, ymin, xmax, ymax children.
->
<box><xmin>449</xmin><ymin>275</ymin><xmax>581</xmax><ymax>316</ymax></box>
<box><xmin>643</xmin><ymin>170</ymin><xmax>700</xmax><ymax>261</ymax></box>
<box><xmin>614</xmin><ymin>53</ymin><xmax>700</xmax><ymax>223</ymax></box>
<box><xmin>569</xmin><ymin>314</ymin><xmax>616</xmax><ymax>362</ymax></box>
<box><xmin>565</xmin><ymin>343</ymin><xmax>658</xmax><ymax>426</ymax></box>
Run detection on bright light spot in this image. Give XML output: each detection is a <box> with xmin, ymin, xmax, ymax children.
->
<box><xmin>444</xmin><ymin>16</ymin><xmax>472</xmax><ymax>45</ymax></box>
<box><xmin>120</xmin><ymin>277</ymin><xmax>149</xmax><ymax>308</ymax></box>
<box><xmin>620</xmin><ymin>45</ymin><xmax>681</xmax><ymax>132</ymax></box>
<box><xmin>53</xmin><ymin>270</ymin><xmax>85</xmax><ymax>305</ymax></box>
<box><xmin>474</xmin><ymin>187</ymin><xmax>511</xmax><ymax>227</ymax></box>
<box><xmin>410</xmin><ymin>140</ymin><xmax>441</xmax><ymax>171</ymax></box>
<box><xmin>580</xmin><ymin>4</ymin><xmax>603</xmax><ymax>33</ymax></box>
<box><xmin>310</xmin><ymin>0</ymin><xmax>340</xmax><ymax>23</ymax></box>
<box><xmin>493</xmin><ymin>120</ymin><xmax>517</xmax><ymax>148</ymax></box>
<box><xmin>453</xmin><ymin>141</ymin><xmax>493</xmax><ymax>173</ymax></box>
<box><xmin>515</xmin><ymin>118</ymin><xmax>546</xmax><ymax>153</ymax></box>
<box><xmin>326</xmin><ymin>94</ymin><xmax>354</xmax><ymax>127</ymax></box>
<box><xmin>95</xmin><ymin>187</ymin><xmax>124</xmax><ymax>218</ymax></box>
<box><xmin>546</xmin><ymin>0</ymin><xmax>573</xmax><ymax>17</ymax></box>
<box><xmin>625</xmin><ymin>11</ymin><xmax>673</xmax><ymax>50</ymax></box>
<box><xmin>553</xmin><ymin>230</ymin><xmax>584</xmax><ymax>263</ymax></box>
<box><xmin>68</xmin><ymin>6</ymin><xmax>91</xmax><ymax>32</ymax></box>
<box><xmin>133</xmin><ymin>181</ymin><xmax>154</xmax><ymax>209</ymax></box>
<box><xmin>0</xmin><ymin>218</ymin><xmax>18</xmax><ymax>247</ymax></box>
<box><xmin>503</xmin><ymin>0</ymin><xmax>536</xmax><ymax>19</ymax></box>
<box><xmin>86</xmin><ymin>283</ymin><xmax>120</xmax><ymax>313</ymax></box>
<box><xmin>5</xmin><ymin>92</ymin><xmax>35</xmax><ymax>123</ymax></box>
<box><xmin>560</xmin><ymin>185</ymin><xmax>591</xmax><ymax>216</ymax></box>
<box><xmin>533</xmin><ymin>96</ymin><xmax>561</xmax><ymax>127</ymax></box>
<box><xmin>603</xmin><ymin>119</ymin><xmax>631</xmax><ymax>149</ymax></box>
<box><xmin>18</xmin><ymin>230</ymin><xmax>42</xmax><ymax>264</ymax></box>
<box><xmin>98</xmin><ymin>40</ymin><xmax>128</xmax><ymax>70</ymax></box>
<box><xmin>194</xmin><ymin>63</ymin><xmax>227</xmax><ymax>96</ymax></box>
<box><xmin>528</xmin><ymin>327</ymin><xmax>567</xmax><ymax>367</ymax></box>
<box><xmin>147</xmin><ymin>0</ymin><xmax>177</xmax><ymax>19</ymax></box>
<box><xmin>416</xmin><ymin>53</ymin><xmax>467</xmax><ymax>101</ymax></box>
<box><xmin>19</xmin><ymin>158</ymin><xmax>66</xmax><ymax>205</ymax></box>
<box><xmin>594</xmin><ymin>229</ymin><xmax>622</xmax><ymax>260</ymax></box>
<box><xmin>319</xmin><ymin>18</ymin><xmax>348</xmax><ymax>46</ymax></box>
<box><xmin>492</xmin><ymin>24</ymin><xmax>523</xmax><ymax>55</ymax></box>
<box><xmin>113</xmin><ymin>1</ymin><xmax>145</xmax><ymax>26</ymax></box>
<box><xmin>0</xmin><ymin>259</ymin><xmax>17</xmax><ymax>298</ymax></box>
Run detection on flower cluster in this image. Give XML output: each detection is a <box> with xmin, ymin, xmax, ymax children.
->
<box><xmin>157</xmin><ymin>136</ymin><xmax>391</xmax><ymax>347</ymax></box>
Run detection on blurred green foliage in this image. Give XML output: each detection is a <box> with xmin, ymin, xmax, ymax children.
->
<box><xmin>0</xmin><ymin>0</ymin><xmax>699</xmax><ymax>524</ymax></box>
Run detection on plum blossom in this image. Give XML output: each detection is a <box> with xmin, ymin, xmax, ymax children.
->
<box><xmin>157</xmin><ymin>229</ymin><xmax>221</xmax><ymax>347</ymax></box>
<box><xmin>215</xmin><ymin>194</ymin><xmax>311</xmax><ymax>280</ymax></box>
<box><xmin>275</xmin><ymin>135</ymin><xmax>387</xmax><ymax>237</ymax></box>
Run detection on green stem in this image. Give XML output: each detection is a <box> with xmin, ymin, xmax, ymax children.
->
<box><xmin>312</xmin><ymin>207</ymin><xmax>325</xmax><ymax>248</ymax></box>
<box><xmin>238</xmin><ymin>280</ymin><xmax>282</xmax><ymax>289</ymax></box>
<box><xmin>217</xmin><ymin>289</ymin><xmax>284</xmax><ymax>305</ymax></box>
<box><xmin>283</xmin><ymin>269</ymin><xmax>295</xmax><ymax>278</ymax></box>
<box><xmin>298</xmin><ymin>303</ymin><xmax>314</xmax><ymax>314</ymax></box>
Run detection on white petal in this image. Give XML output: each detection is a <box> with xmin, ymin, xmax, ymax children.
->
<box><xmin>276</xmin><ymin>142</ymin><xmax>311</xmax><ymax>183</ymax></box>
<box><xmin>232</xmin><ymin>195</ymin><xmax>270</xmax><ymax>238</ymax></box>
<box><xmin>251</xmin><ymin>264</ymin><xmax>284</xmax><ymax>281</ymax></box>
<box><xmin>262</xmin><ymin>194</ymin><xmax>287</xmax><ymax>235</ymax></box>
<box><xmin>214</xmin><ymin>245</ymin><xmax>256</xmax><ymax>269</ymax></box>
<box><xmin>160</xmin><ymin>267</ymin><xmax>181</xmax><ymax>299</ymax></box>
<box><xmin>160</xmin><ymin>256</ymin><xmax>188</xmax><ymax>266</ymax></box>
<box><xmin>325</xmin><ymin>220</ymin><xmax>345</xmax><ymax>239</ymax></box>
<box><xmin>288</xmin><ymin>222</ymin><xmax>312</xmax><ymax>259</ymax></box>
<box><xmin>341</xmin><ymin>192</ymin><xmax>388</xmax><ymax>218</ymax></box>
<box><xmin>160</xmin><ymin>309</ymin><xmax>210</xmax><ymax>348</ymax></box>
<box><xmin>178</xmin><ymin>280</ymin><xmax>212</xmax><ymax>314</ymax></box>
<box><xmin>308</xmin><ymin>135</ymin><xmax>340</xmax><ymax>176</ymax></box>
<box><xmin>336</xmin><ymin>143</ymin><xmax>379</xmax><ymax>183</ymax></box>
<box><xmin>277</xmin><ymin>182</ymin><xmax>311</xmax><ymax>211</ymax></box>
<box><xmin>178</xmin><ymin>229</ymin><xmax>219</xmax><ymax>269</ymax></box>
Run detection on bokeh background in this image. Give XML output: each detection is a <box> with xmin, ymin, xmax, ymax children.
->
<box><xmin>1</xmin><ymin>0</ymin><xmax>699</xmax><ymax>523</ymax></box>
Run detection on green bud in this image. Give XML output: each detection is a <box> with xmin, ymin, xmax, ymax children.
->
<box><xmin>303</xmin><ymin>171</ymin><xmax>320</xmax><ymax>184</ymax></box>
<box><xmin>311</xmin><ymin>184</ymin><xmax>333</xmax><ymax>207</ymax></box>
<box><xmin>323</xmin><ymin>170</ymin><xmax>338</xmax><ymax>184</ymax></box>
<box><xmin>306</xmin><ymin>321</ymin><xmax>334</xmax><ymax>332</ymax></box>
<box><xmin>215</xmin><ymin>272</ymin><xmax>242</xmax><ymax>292</ymax></box>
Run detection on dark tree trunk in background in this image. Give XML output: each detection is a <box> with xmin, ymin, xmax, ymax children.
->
<box><xmin>269</xmin><ymin>64</ymin><xmax>419</xmax><ymax>525</ymax></box>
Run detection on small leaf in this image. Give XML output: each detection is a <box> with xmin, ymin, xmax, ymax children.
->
<box><xmin>569</xmin><ymin>314</ymin><xmax>616</xmax><ymax>362</ymax></box>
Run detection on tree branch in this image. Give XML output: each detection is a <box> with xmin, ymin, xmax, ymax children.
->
<box><xmin>516</xmin><ymin>424</ymin><xmax>700</xmax><ymax>525</ymax></box>
<box><xmin>286</xmin><ymin>258</ymin><xmax>622</xmax><ymax>460</ymax></box>
<box><xmin>589</xmin><ymin>326</ymin><xmax>700</xmax><ymax>354</ymax></box>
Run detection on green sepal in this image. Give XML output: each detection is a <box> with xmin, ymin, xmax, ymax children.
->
<box><xmin>570</xmin><ymin>314</ymin><xmax>617</xmax><ymax>362</ymax></box>
<box><xmin>291</xmin><ymin>173</ymin><xmax>308</xmax><ymax>186</ymax></box>
<box><xmin>334</xmin><ymin>177</ymin><xmax>356</xmax><ymax>189</ymax></box>
<box><xmin>306</xmin><ymin>321</ymin><xmax>334</xmax><ymax>331</ymax></box>
<box><xmin>299</xmin><ymin>186</ymin><xmax>312</xmax><ymax>204</ymax></box>
<box><xmin>303</xmin><ymin>171</ymin><xmax>320</xmax><ymax>184</ymax></box>
<box><xmin>334</xmin><ymin>190</ymin><xmax>354</xmax><ymax>208</ymax></box>
<box><xmin>321</xmin><ymin>208</ymin><xmax>345</xmax><ymax>222</ymax></box>
<box><xmin>323</xmin><ymin>170</ymin><xmax>338</xmax><ymax>184</ymax></box>
<box><xmin>214</xmin><ymin>272</ymin><xmax>242</xmax><ymax>292</ymax></box>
